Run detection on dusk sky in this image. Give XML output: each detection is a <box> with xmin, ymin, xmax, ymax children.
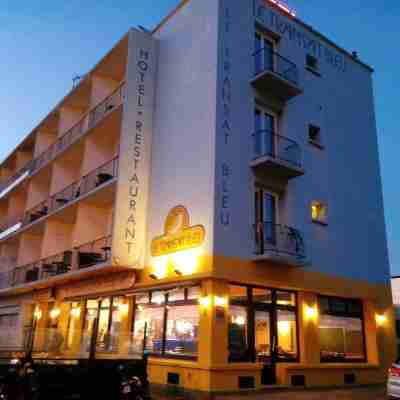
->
<box><xmin>1</xmin><ymin>0</ymin><xmax>399</xmax><ymax>274</ymax></box>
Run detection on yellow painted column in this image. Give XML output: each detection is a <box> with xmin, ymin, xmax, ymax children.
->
<box><xmin>298</xmin><ymin>292</ymin><xmax>320</xmax><ymax>365</ymax></box>
<box><xmin>374</xmin><ymin>289</ymin><xmax>397</xmax><ymax>378</ymax></box>
<box><xmin>364</xmin><ymin>300</ymin><xmax>379</xmax><ymax>364</ymax></box>
<box><xmin>198</xmin><ymin>279</ymin><xmax>229</xmax><ymax>368</ymax></box>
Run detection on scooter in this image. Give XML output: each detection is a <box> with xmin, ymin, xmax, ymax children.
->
<box><xmin>119</xmin><ymin>365</ymin><xmax>150</xmax><ymax>400</ymax></box>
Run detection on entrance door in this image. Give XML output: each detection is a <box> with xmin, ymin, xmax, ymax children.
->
<box><xmin>254</xmin><ymin>309</ymin><xmax>277</xmax><ymax>385</ymax></box>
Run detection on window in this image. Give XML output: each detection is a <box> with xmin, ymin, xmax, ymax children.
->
<box><xmin>229</xmin><ymin>305</ymin><xmax>249</xmax><ymax>362</ymax></box>
<box><xmin>311</xmin><ymin>201</ymin><xmax>328</xmax><ymax>225</ymax></box>
<box><xmin>82</xmin><ymin>297</ymin><xmax>124</xmax><ymax>353</ymax></box>
<box><xmin>133</xmin><ymin>286</ymin><xmax>200</xmax><ymax>359</ymax></box>
<box><xmin>165</xmin><ymin>304</ymin><xmax>199</xmax><ymax>357</ymax></box>
<box><xmin>255</xmin><ymin>32</ymin><xmax>275</xmax><ymax>75</ymax></box>
<box><xmin>254</xmin><ymin>106</ymin><xmax>277</xmax><ymax>159</ymax></box>
<box><xmin>277</xmin><ymin>310</ymin><xmax>298</xmax><ymax>361</ymax></box>
<box><xmin>134</xmin><ymin>305</ymin><xmax>164</xmax><ymax>354</ymax></box>
<box><xmin>255</xmin><ymin>188</ymin><xmax>278</xmax><ymax>255</ymax></box>
<box><xmin>309</xmin><ymin>124</ymin><xmax>323</xmax><ymax>148</ymax></box>
<box><xmin>319</xmin><ymin>297</ymin><xmax>366</xmax><ymax>362</ymax></box>
<box><xmin>228</xmin><ymin>285</ymin><xmax>298</xmax><ymax>363</ymax></box>
<box><xmin>306</xmin><ymin>54</ymin><xmax>319</xmax><ymax>72</ymax></box>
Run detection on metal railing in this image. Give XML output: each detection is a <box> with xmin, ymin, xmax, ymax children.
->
<box><xmin>254</xmin><ymin>222</ymin><xmax>306</xmax><ymax>260</ymax></box>
<box><xmin>10</xmin><ymin>235</ymin><xmax>112</xmax><ymax>287</ymax></box>
<box><xmin>0</xmin><ymin>82</ymin><xmax>125</xmax><ymax>195</ymax></box>
<box><xmin>0</xmin><ymin>157</ymin><xmax>118</xmax><ymax>238</ymax></box>
<box><xmin>253</xmin><ymin>130</ymin><xmax>302</xmax><ymax>168</ymax></box>
<box><xmin>88</xmin><ymin>84</ymin><xmax>126</xmax><ymax>128</ymax></box>
<box><xmin>76</xmin><ymin>236</ymin><xmax>112</xmax><ymax>270</ymax></box>
<box><xmin>253</xmin><ymin>48</ymin><xmax>299</xmax><ymax>86</ymax></box>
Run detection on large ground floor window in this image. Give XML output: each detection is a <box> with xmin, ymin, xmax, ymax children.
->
<box><xmin>318</xmin><ymin>296</ymin><xmax>366</xmax><ymax>362</ymax></box>
<box><xmin>133</xmin><ymin>286</ymin><xmax>200</xmax><ymax>359</ymax></box>
<box><xmin>228</xmin><ymin>285</ymin><xmax>298</xmax><ymax>363</ymax></box>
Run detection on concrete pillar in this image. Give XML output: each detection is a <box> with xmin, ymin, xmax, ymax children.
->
<box><xmin>198</xmin><ymin>279</ymin><xmax>229</xmax><ymax>367</ymax></box>
<box><xmin>298</xmin><ymin>292</ymin><xmax>320</xmax><ymax>365</ymax></box>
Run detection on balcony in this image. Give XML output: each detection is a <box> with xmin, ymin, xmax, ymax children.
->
<box><xmin>251</xmin><ymin>49</ymin><xmax>301</xmax><ymax>101</ymax></box>
<box><xmin>251</xmin><ymin>130</ymin><xmax>304</xmax><ymax>179</ymax></box>
<box><xmin>253</xmin><ymin>222</ymin><xmax>306</xmax><ymax>266</ymax></box>
<box><xmin>0</xmin><ymin>83</ymin><xmax>125</xmax><ymax>199</ymax></box>
<box><xmin>0</xmin><ymin>157</ymin><xmax>118</xmax><ymax>241</ymax></box>
<box><xmin>7</xmin><ymin>235</ymin><xmax>112</xmax><ymax>289</ymax></box>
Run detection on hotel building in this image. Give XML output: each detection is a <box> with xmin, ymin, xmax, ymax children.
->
<box><xmin>0</xmin><ymin>0</ymin><xmax>395</xmax><ymax>393</ymax></box>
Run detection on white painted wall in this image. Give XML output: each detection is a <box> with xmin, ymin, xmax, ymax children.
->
<box><xmin>147</xmin><ymin>0</ymin><xmax>220</xmax><ymax>261</ymax></box>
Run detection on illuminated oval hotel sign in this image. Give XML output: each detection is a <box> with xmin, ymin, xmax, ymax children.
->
<box><xmin>151</xmin><ymin>206</ymin><xmax>205</xmax><ymax>257</ymax></box>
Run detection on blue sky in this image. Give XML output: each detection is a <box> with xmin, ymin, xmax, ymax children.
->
<box><xmin>1</xmin><ymin>0</ymin><xmax>399</xmax><ymax>273</ymax></box>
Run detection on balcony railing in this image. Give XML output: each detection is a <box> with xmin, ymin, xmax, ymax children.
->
<box><xmin>10</xmin><ymin>236</ymin><xmax>112</xmax><ymax>287</ymax></box>
<box><xmin>0</xmin><ymin>157</ymin><xmax>118</xmax><ymax>239</ymax></box>
<box><xmin>253</xmin><ymin>130</ymin><xmax>302</xmax><ymax>168</ymax></box>
<box><xmin>254</xmin><ymin>222</ymin><xmax>306</xmax><ymax>261</ymax></box>
<box><xmin>254</xmin><ymin>48</ymin><xmax>299</xmax><ymax>86</ymax></box>
<box><xmin>0</xmin><ymin>82</ymin><xmax>125</xmax><ymax>196</ymax></box>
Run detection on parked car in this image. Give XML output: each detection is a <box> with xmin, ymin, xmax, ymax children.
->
<box><xmin>388</xmin><ymin>358</ymin><xmax>400</xmax><ymax>398</ymax></box>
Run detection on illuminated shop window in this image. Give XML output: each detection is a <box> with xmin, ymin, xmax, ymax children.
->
<box><xmin>228</xmin><ymin>285</ymin><xmax>298</xmax><ymax>364</ymax></box>
<box><xmin>311</xmin><ymin>201</ymin><xmax>328</xmax><ymax>224</ymax></box>
<box><xmin>319</xmin><ymin>296</ymin><xmax>366</xmax><ymax>363</ymax></box>
<box><xmin>253</xmin><ymin>288</ymin><xmax>272</xmax><ymax>304</ymax></box>
<box><xmin>255</xmin><ymin>310</ymin><xmax>271</xmax><ymax>361</ymax></box>
<box><xmin>276</xmin><ymin>291</ymin><xmax>296</xmax><ymax>307</ymax></box>
<box><xmin>133</xmin><ymin>286</ymin><xmax>200</xmax><ymax>359</ymax></box>
<box><xmin>229</xmin><ymin>305</ymin><xmax>249</xmax><ymax>362</ymax></box>
<box><xmin>277</xmin><ymin>310</ymin><xmax>298</xmax><ymax>361</ymax></box>
<box><xmin>82</xmin><ymin>297</ymin><xmax>126</xmax><ymax>354</ymax></box>
<box><xmin>134</xmin><ymin>306</ymin><xmax>164</xmax><ymax>354</ymax></box>
<box><xmin>165</xmin><ymin>305</ymin><xmax>199</xmax><ymax>357</ymax></box>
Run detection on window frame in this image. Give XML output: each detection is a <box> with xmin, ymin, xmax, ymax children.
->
<box><xmin>228</xmin><ymin>284</ymin><xmax>300</xmax><ymax>364</ymax></box>
<box><xmin>311</xmin><ymin>201</ymin><xmax>328</xmax><ymax>225</ymax></box>
<box><xmin>132</xmin><ymin>286</ymin><xmax>201</xmax><ymax>361</ymax></box>
<box><xmin>255</xmin><ymin>30</ymin><xmax>277</xmax><ymax>75</ymax></box>
<box><xmin>308</xmin><ymin>124</ymin><xmax>324</xmax><ymax>149</ymax></box>
<box><xmin>318</xmin><ymin>295</ymin><xmax>367</xmax><ymax>363</ymax></box>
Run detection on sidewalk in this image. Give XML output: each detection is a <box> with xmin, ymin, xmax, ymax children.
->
<box><xmin>154</xmin><ymin>385</ymin><xmax>387</xmax><ymax>400</ymax></box>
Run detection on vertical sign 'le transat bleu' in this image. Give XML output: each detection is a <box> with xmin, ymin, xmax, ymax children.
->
<box><xmin>112</xmin><ymin>29</ymin><xmax>158</xmax><ymax>269</ymax></box>
<box><xmin>219</xmin><ymin>2</ymin><xmax>233</xmax><ymax>229</ymax></box>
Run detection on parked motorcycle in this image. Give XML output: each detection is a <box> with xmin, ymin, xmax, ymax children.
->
<box><xmin>118</xmin><ymin>365</ymin><xmax>150</xmax><ymax>400</ymax></box>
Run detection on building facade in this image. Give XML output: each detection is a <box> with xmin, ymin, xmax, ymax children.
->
<box><xmin>0</xmin><ymin>0</ymin><xmax>395</xmax><ymax>393</ymax></box>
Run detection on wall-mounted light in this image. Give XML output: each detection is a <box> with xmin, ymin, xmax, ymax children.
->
<box><xmin>214</xmin><ymin>296</ymin><xmax>228</xmax><ymax>308</ymax></box>
<box><xmin>199</xmin><ymin>296</ymin><xmax>211</xmax><ymax>309</ymax></box>
<box><xmin>50</xmin><ymin>307</ymin><xmax>61</xmax><ymax>320</ymax></box>
<box><xmin>70</xmin><ymin>307</ymin><xmax>81</xmax><ymax>318</ymax></box>
<box><xmin>376</xmin><ymin>313</ymin><xmax>387</xmax><ymax>326</ymax></box>
<box><xmin>150</xmin><ymin>258</ymin><xmax>168</xmax><ymax>280</ymax></box>
<box><xmin>304</xmin><ymin>305</ymin><xmax>318</xmax><ymax>320</ymax></box>
<box><xmin>34</xmin><ymin>307</ymin><xmax>42</xmax><ymax>321</ymax></box>
<box><xmin>171</xmin><ymin>249</ymin><xmax>200</xmax><ymax>276</ymax></box>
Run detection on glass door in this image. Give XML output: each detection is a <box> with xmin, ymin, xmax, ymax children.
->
<box><xmin>254</xmin><ymin>108</ymin><xmax>276</xmax><ymax>159</ymax></box>
<box><xmin>255</xmin><ymin>308</ymin><xmax>276</xmax><ymax>385</ymax></box>
<box><xmin>255</xmin><ymin>188</ymin><xmax>277</xmax><ymax>253</ymax></box>
<box><xmin>255</xmin><ymin>33</ymin><xmax>275</xmax><ymax>75</ymax></box>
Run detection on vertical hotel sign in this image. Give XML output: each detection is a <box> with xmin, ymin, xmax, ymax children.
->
<box><xmin>112</xmin><ymin>29</ymin><xmax>158</xmax><ymax>269</ymax></box>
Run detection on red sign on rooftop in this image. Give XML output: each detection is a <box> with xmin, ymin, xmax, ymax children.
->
<box><xmin>265</xmin><ymin>0</ymin><xmax>296</xmax><ymax>17</ymax></box>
